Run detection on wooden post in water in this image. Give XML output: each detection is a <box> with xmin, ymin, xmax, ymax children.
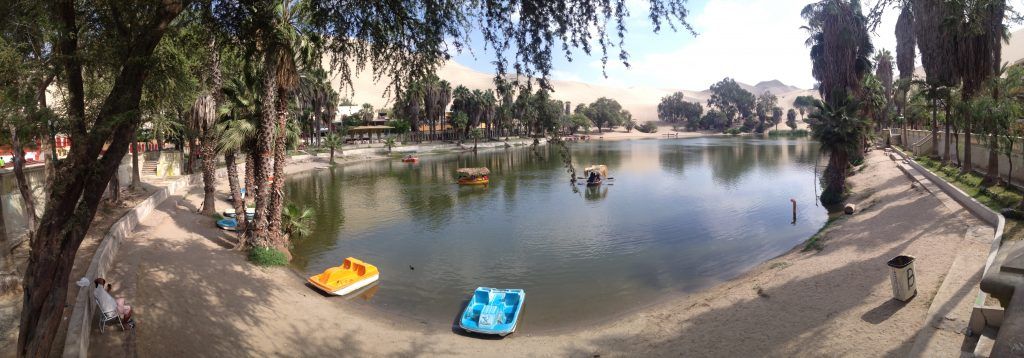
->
<box><xmin>790</xmin><ymin>198</ymin><xmax>797</xmax><ymax>224</ymax></box>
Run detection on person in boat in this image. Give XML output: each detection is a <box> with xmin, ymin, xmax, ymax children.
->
<box><xmin>93</xmin><ymin>277</ymin><xmax>135</xmax><ymax>328</ymax></box>
<box><xmin>405</xmin><ymin>155</ymin><xmax>415</xmax><ymax>160</ymax></box>
<box><xmin>587</xmin><ymin>171</ymin><xmax>599</xmax><ymax>184</ymax></box>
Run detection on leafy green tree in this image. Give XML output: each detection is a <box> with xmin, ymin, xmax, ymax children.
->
<box><xmin>702</xmin><ymin>109</ymin><xmax>728</xmax><ymax>130</ymax></box>
<box><xmin>755</xmin><ymin>91</ymin><xmax>778</xmax><ymax>133</ymax></box>
<box><xmin>585</xmin><ymin>97</ymin><xmax>625</xmax><ymax>133</ymax></box>
<box><xmin>658</xmin><ymin>92</ymin><xmax>703</xmax><ymax>127</ymax></box>
<box><xmin>566</xmin><ymin>113</ymin><xmax>593</xmax><ymax>134</ymax></box>
<box><xmin>771</xmin><ymin>106</ymin><xmax>784</xmax><ymax>131</ymax></box>
<box><xmin>707</xmin><ymin>78</ymin><xmax>755</xmax><ymax>129</ymax></box>
<box><xmin>786</xmin><ymin>109</ymin><xmax>798</xmax><ymax>130</ymax></box>
<box><xmin>451</xmin><ymin>112</ymin><xmax>469</xmax><ymax>142</ymax></box>
<box><xmin>793</xmin><ymin>95</ymin><xmax>817</xmax><ymax>121</ymax></box>
<box><xmin>384</xmin><ymin>137</ymin><xmax>396</xmax><ymax>154</ymax></box>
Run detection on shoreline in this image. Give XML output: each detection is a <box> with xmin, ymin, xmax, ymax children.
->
<box><xmin>88</xmin><ymin>142</ymin><xmax>991</xmax><ymax>356</ymax></box>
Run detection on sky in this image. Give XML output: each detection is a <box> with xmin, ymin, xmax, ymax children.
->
<box><xmin>451</xmin><ymin>0</ymin><xmax>1021</xmax><ymax>92</ymax></box>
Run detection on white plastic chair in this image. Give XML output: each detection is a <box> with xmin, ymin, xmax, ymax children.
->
<box><xmin>95</xmin><ymin>298</ymin><xmax>124</xmax><ymax>333</ymax></box>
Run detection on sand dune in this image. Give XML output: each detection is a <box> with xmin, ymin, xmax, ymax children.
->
<box><xmin>333</xmin><ymin>58</ymin><xmax>816</xmax><ymax>124</ymax></box>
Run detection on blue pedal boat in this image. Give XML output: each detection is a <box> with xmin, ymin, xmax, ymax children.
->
<box><xmin>459</xmin><ymin>287</ymin><xmax>525</xmax><ymax>336</ymax></box>
<box><xmin>216</xmin><ymin>218</ymin><xmax>238</xmax><ymax>231</ymax></box>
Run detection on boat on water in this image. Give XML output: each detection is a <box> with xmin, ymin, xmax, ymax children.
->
<box><xmin>459</xmin><ymin>287</ymin><xmax>525</xmax><ymax>336</ymax></box>
<box><xmin>307</xmin><ymin>257</ymin><xmax>380</xmax><ymax>296</ymax></box>
<box><xmin>456</xmin><ymin>167</ymin><xmax>490</xmax><ymax>185</ymax></box>
<box><xmin>401</xmin><ymin>155</ymin><xmax>419</xmax><ymax>163</ymax></box>
<box><xmin>216</xmin><ymin>218</ymin><xmax>238</xmax><ymax>231</ymax></box>
<box><xmin>584</xmin><ymin>165</ymin><xmax>608</xmax><ymax>186</ymax></box>
<box><xmin>222</xmin><ymin>208</ymin><xmax>255</xmax><ymax>220</ymax></box>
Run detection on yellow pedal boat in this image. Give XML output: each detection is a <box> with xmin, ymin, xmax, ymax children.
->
<box><xmin>308</xmin><ymin>257</ymin><xmax>380</xmax><ymax>296</ymax></box>
<box><xmin>456</xmin><ymin>167</ymin><xmax>490</xmax><ymax>185</ymax></box>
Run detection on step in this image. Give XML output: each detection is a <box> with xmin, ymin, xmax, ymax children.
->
<box><xmin>907</xmin><ymin>225</ymin><xmax>993</xmax><ymax>357</ymax></box>
<box><xmin>971</xmin><ymin>326</ymin><xmax>999</xmax><ymax>357</ymax></box>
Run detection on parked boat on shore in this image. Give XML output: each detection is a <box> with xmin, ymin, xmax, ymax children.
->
<box><xmin>459</xmin><ymin>287</ymin><xmax>525</xmax><ymax>336</ymax></box>
<box><xmin>307</xmin><ymin>257</ymin><xmax>380</xmax><ymax>296</ymax></box>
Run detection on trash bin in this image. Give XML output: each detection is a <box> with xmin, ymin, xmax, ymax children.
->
<box><xmin>887</xmin><ymin>255</ymin><xmax>917</xmax><ymax>301</ymax></box>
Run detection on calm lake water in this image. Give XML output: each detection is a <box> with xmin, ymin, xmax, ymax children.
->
<box><xmin>286</xmin><ymin>137</ymin><xmax>828</xmax><ymax>330</ymax></box>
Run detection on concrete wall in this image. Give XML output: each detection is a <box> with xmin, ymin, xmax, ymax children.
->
<box><xmin>899</xmin><ymin>129</ymin><xmax>1024</xmax><ymax>184</ymax></box>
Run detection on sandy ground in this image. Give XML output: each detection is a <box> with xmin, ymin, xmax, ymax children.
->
<box><xmin>81</xmin><ymin>148</ymin><xmax>996</xmax><ymax>357</ymax></box>
<box><xmin>0</xmin><ymin>182</ymin><xmax>158</xmax><ymax>358</ymax></box>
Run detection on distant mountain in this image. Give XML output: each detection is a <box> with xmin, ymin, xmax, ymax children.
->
<box><xmin>751</xmin><ymin>80</ymin><xmax>803</xmax><ymax>95</ymax></box>
<box><xmin>697</xmin><ymin>79</ymin><xmax>806</xmax><ymax>97</ymax></box>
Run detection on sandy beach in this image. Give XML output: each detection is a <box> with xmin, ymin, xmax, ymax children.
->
<box><xmin>76</xmin><ymin>145</ymin><xmax>993</xmax><ymax>357</ymax></box>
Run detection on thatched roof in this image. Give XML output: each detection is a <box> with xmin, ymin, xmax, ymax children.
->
<box><xmin>584</xmin><ymin>165</ymin><xmax>608</xmax><ymax>178</ymax></box>
<box><xmin>456</xmin><ymin>167</ymin><xmax>490</xmax><ymax>177</ymax></box>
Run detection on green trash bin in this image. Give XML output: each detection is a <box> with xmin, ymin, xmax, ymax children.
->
<box><xmin>887</xmin><ymin>255</ymin><xmax>917</xmax><ymax>301</ymax></box>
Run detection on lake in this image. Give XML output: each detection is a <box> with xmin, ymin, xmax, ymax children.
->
<box><xmin>285</xmin><ymin>136</ymin><xmax>828</xmax><ymax>330</ymax></box>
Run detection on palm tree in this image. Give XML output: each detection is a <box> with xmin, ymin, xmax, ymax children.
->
<box><xmin>912</xmin><ymin>0</ymin><xmax>961</xmax><ymax>159</ymax></box>
<box><xmin>296</xmin><ymin>68</ymin><xmax>338</xmax><ymax>148</ymax></box>
<box><xmin>323</xmin><ymin>133</ymin><xmax>342</xmax><ymax>164</ymax></box>
<box><xmin>874</xmin><ymin>49</ymin><xmax>894</xmax><ymax>129</ymax></box>
<box><xmin>383</xmin><ymin>137</ymin><xmax>396</xmax><ymax>154</ymax></box>
<box><xmin>957</xmin><ymin>0</ymin><xmax>1007</xmax><ymax>176</ymax></box>
<box><xmin>246</xmin><ymin>0</ymin><xmax>316</xmax><ymax>250</ymax></box>
<box><xmin>281</xmin><ymin>204</ymin><xmax>314</xmax><ymax>238</ymax></box>
<box><xmin>809</xmin><ymin>99</ymin><xmax>868</xmax><ymax>204</ymax></box>
<box><xmin>188</xmin><ymin>92</ymin><xmax>219</xmax><ymax>215</ymax></box>
<box><xmin>895</xmin><ymin>2</ymin><xmax>915</xmax><ymax>144</ymax></box>
<box><xmin>802</xmin><ymin>0</ymin><xmax>873</xmax><ymax>205</ymax></box>
<box><xmin>219</xmin><ymin>69</ymin><xmax>262</xmax><ymax>236</ymax></box>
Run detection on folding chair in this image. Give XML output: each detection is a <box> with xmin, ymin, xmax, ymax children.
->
<box><xmin>95</xmin><ymin>297</ymin><xmax>124</xmax><ymax>333</ymax></box>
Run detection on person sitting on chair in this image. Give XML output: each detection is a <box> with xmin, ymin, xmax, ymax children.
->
<box><xmin>93</xmin><ymin>278</ymin><xmax>135</xmax><ymax>328</ymax></box>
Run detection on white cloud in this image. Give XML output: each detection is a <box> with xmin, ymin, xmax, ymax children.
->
<box><xmin>602</xmin><ymin>0</ymin><xmax>817</xmax><ymax>90</ymax></box>
<box><xmin>564</xmin><ymin>0</ymin><xmax>929</xmax><ymax>91</ymax></box>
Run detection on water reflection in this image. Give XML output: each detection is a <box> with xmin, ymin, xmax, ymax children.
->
<box><xmin>286</xmin><ymin>137</ymin><xmax>826</xmax><ymax>330</ymax></box>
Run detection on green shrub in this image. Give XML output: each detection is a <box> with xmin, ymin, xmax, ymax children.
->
<box><xmin>386</xmin><ymin>120</ymin><xmax>411</xmax><ymax>134</ymax></box>
<box><xmin>724</xmin><ymin>128</ymin><xmax>741</xmax><ymax>136</ymax></box>
<box><xmin>248</xmin><ymin>246</ymin><xmax>288</xmax><ymax>267</ymax></box>
<box><xmin>637</xmin><ymin>122</ymin><xmax>659</xmax><ymax>133</ymax></box>
<box><xmin>768</xmin><ymin>129</ymin><xmax>809</xmax><ymax>137</ymax></box>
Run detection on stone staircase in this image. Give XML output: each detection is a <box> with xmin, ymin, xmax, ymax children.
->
<box><xmin>142</xmin><ymin>159</ymin><xmax>158</xmax><ymax>176</ymax></box>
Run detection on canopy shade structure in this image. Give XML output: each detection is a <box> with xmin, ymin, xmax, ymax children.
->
<box><xmin>347</xmin><ymin>125</ymin><xmax>394</xmax><ymax>134</ymax></box>
<box><xmin>584</xmin><ymin>165</ymin><xmax>608</xmax><ymax>178</ymax></box>
<box><xmin>456</xmin><ymin>167</ymin><xmax>491</xmax><ymax>177</ymax></box>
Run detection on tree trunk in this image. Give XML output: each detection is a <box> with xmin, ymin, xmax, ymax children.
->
<box><xmin>245</xmin><ymin>151</ymin><xmax>255</xmax><ymax>195</ymax></box>
<box><xmin>225</xmin><ymin>151</ymin><xmax>246</xmax><ymax>234</ymax></box>
<box><xmin>7</xmin><ymin>124</ymin><xmax>37</xmax><ymax>233</ymax></box>
<box><xmin>931</xmin><ymin>98</ymin><xmax>939</xmax><ymax>157</ymax></box>
<box><xmin>943</xmin><ymin>103</ymin><xmax>952</xmax><ymax>164</ymax></box>
<box><xmin>1007</xmin><ymin>148</ymin><xmax>1014</xmax><ymax>188</ymax></box>
<box><xmin>131</xmin><ymin>141</ymin><xmax>141</xmax><ymax>188</ymax></box>
<box><xmin>108</xmin><ymin>171</ymin><xmax>120</xmax><ymax>204</ymax></box>
<box><xmin>963</xmin><ymin>116</ymin><xmax>973</xmax><ymax>173</ymax></box>
<box><xmin>243</xmin><ymin>55</ymin><xmax>278</xmax><ymax>250</ymax></box>
<box><xmin>267</xmin><ymin>89</ymin><xmax>289</xmax><ymax>249</ymax></box>
<box><xmin>17</xmin><ymin>0</ymin><xmax>181</xmax><ymax>348</ymax></box>
<box><xmin>983</xmin><ymin>135</ymin><xmax>1000</xmax><ymax>186</ymax></box>
<box><xmin>821</xmin><ymin>150</ymin><xmax>849</xmax><ymax>205</ymax></box>
<box><xmin>199</xmin><ymin>134</ymin><xmax>217</xmax><ymax>215</ymax></box>
<box><xmin>329</xmin><ymin>147</ymin><xmax>335</xmax><ymax>164</ymax></box>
